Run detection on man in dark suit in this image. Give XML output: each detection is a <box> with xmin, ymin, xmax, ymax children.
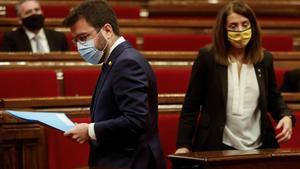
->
<box><xmin>1</xmin><ymin>0</ymin><xmax>68</xmax><ymax>52</ymax></box>
<box><xmin>63</xmin><ymin>1</ymin><xmax>166</xmax><ymax>169</ymax></box>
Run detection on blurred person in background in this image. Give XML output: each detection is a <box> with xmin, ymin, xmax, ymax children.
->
<box><xmin>1</xmin><ymin>0</ymin><xmax>69</xmax><ymax>52</ymax></box>
<box><xmin>281</xmin><ymin>68</ymin><xmax>300</xmax><ymax>92</ymax></box>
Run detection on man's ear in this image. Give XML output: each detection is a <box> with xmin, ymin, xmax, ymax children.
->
<box><xmin>102</xmin><ymin>24</ymin><xmax>113</xmax><ymax>36</ymax></box>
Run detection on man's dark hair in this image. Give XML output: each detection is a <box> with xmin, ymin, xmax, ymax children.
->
<box><xmin>63</xmin><ymin>0</ymin><xmax>120</xmax><ymax>36</ymax></box>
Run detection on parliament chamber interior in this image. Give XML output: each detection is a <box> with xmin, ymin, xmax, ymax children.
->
<box><xmin>1</xmin><ymin>0</ymin><xmax>300</xmax><ymax>169</ymax></box>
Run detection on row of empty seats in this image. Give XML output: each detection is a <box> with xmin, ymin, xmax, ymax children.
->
<box><xmin>46</xmin><ymin>111</ymin><xmax>300</xmax><ymax>169</ymax></box>
<box><xmin>0</xmin><ymin>32</ymin><xmax>294</xmax><ymax>52</ymax></box>
<box><xmin>45</xmin><ymin>113</ymin><xmax>180</xmax><ymax>169</ymax></box>
<box><xmin>0</xmin><ymin>2</ymin><xmax>143</xmax><ymax>19</ymax></box>
<box><xmin>0</xmin><ymin>61</ymin><xmax>297</xmax><ymax>169</ymax></box>
<box><xmin>42</xmin><ymin>32</ymin><xmax>300</xmax><ymax>52</ymax></box>
<box><xmin>0</xmin><ymin>67</ymin><xmax>191</xmax><ymax>98</ymax></box>
<box><xmin>1</xmin><ymin>0</ymin><xmax>300</xmax><ymax>19</ymax></box>
<box><xmin>0</xmin><ymin>67</ymin><xmax>292</xmax><ymax>99</ymax></box>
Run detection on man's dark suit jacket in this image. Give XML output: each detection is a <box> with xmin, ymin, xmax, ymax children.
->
<box><xmin>177</xmin><ymin>47</ymin><xmax>295</xmax><ymax>151</ymax></box>
<box><xmin>1</xmin><ymin>27</ymin><xmax>69</xmax><ymax>52</ymax></box>
<box><xmin>89</xmin><ymin>41</ymin><xmax>165</xmax><ymax>169</ymax></box>
<box><xmin>281</xmin><ymin>68</ymin><xmax>300</xmax><ymax>92</ymax></box>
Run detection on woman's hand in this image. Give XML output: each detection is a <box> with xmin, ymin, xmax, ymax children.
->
<box><xmin>275</xmin><ymin>116</ymin><xmax>293</xmax><ymax>143</ymax></box>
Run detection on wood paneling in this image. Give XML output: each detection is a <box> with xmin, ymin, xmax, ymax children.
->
<box><xmin>0</xmin><ymin>122</ymin><xmax>47</xmax><ymax>169</ymax></box>
<box><xmin>169</xmin><ymin>148</ymin><xmax>300</xmax><ymax>169</ymax></box>
<box><xmin>0</xmin><ymin>51</ymin><xmax>299</xmax><ymax>69</ymax></box>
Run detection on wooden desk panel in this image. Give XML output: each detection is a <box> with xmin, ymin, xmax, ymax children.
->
<box><xmin>169</xmin><ymin>149</ymin><xmax>300</xmax><ymax>169</ymax></box>
<box><xmin>0</xmin><ymin>122</ymin><xmax>47</xmax><ymax>169</ymax></box>
<box><xmin>1</xmin><ymin>93</ymin><xmax>300</xmax><ymax>111</ymax></box>
<box><xmin>0</xmin><ymin>51</ymin><xmax>300</xmax><ymax>69</ymax></box>
<box><xmin>0</xmin><ymin>93</ymin><xmax>299</xmax><ymax>169</ymax></box>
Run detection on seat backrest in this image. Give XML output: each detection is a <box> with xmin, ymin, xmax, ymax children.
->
<box><xmin>65</xmin><ymin>32</ymin><xmax>77</xmax><ymax>51</ymax></box>
<box><xmin>2</xmin><ymin>4</ymin><xmax>16</xmax><ymax>17</ymax></box>
<box><xmin>0</xmin><ymin>32</ymin><xmax>3</xmax><ymax>49</ymax></box>
<box><xmin>154</xmin><ymin>67</ymin><xmax>192</xmax><ymax>93</ymax></box>
<box><xmin>4</xmin><ymin>4</ymin><xmax>141</xmax><ymax>19</ymax></box>
<box><xmin>262</xmin><ymin>35</ymin><xmax>293</xmax><ymax>51</ymax></box>
<box><xmin>113</xmin><ymin>6</ymin><xmax>141</xmax><ymax>19</ymax></box>
<box><xmin>3</xmin><ymin>3</ymin><xmax>72</xmax><ymax>18</ymax></box>
<box><xmin>63</xmin><ymin>68</ymin><xmax>100</xmax><ymax>96</ymax></box>
<box><xmin>275</xmin><ymin>68</ymin><xmax>288</xmax><ymax>89</ymax></box>
<box><xmin>47</xmin><ymin>117</ymin><xmax>90</xmax><ymax>169</ymax></box>
<box><xmin>124</xmin><ymin>34</ymin><xmax>137</xmax><ymax>48</ymax></box>
<box><xmin>142</xmin><ymin>34</ymin><xmax>212</xmax><ymax>51</ymax></box>
<box><xmin>158</xmin><ymin>113</ymin><xmax>179</xmax><ymax>169</ymax></box>
<box><xmin>0</xmin><ymin>70</ymin><xmax>60</xmax><ymax>98</ymax></box>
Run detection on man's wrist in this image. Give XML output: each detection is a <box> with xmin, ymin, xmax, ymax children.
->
<box><xmin>88</xmin><ymin>123</ymin><xmax>97</xmax><ymax>140</ymax></box>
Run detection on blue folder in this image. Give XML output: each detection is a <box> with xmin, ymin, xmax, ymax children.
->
<box><xmin>7</xmin><ymin>110</ymin><xmax>75</xmax><ymax>132</ymax></box>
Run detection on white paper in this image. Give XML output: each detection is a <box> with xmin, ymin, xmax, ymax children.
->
<box><xmin>7</xmin><ymin>110</ymin><xmax>75</xmax><ymax>132</ymax></box>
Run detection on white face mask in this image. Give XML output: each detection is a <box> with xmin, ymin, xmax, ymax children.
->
<box><xmin>77</xmin><ymin>32</ymin><xmax>108</xmax><ymax>65</ymax></box>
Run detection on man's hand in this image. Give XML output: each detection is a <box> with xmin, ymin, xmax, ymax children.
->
<box><xmin>276</xmin><ymin>116</ymin><xmax>293</xmax><ymax>143</ymax></box>
<box><xmin>64</xmin><ymin>123</ymin><xmax>90</xmax><ymax>144</ymax></box>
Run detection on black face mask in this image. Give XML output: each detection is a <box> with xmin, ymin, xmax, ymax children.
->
<box><xmin>22</xmin><ymin>14</ymin><xmax>45</xmax><ymax>31</ymax></box>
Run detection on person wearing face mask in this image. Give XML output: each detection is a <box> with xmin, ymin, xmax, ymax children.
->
<box><xmin>1</xmin><ymin>0</ymin><xmax>69</xmax><ymax>52</ymax></box>
<box><xmin>174</xmin><ymin>0</ymin><xmax>295</xmax><ymax>156</ymax></box>
<box><xmin>62</xmin><ymin>1</ymin><xmax>166</xmax><ymax>169</ymax></box>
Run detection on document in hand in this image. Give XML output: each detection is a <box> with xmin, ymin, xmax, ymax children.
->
<box><xmin>7</xmin><ymin>110</ymin><xmax>75</xmax><ymax>132</ymax></box>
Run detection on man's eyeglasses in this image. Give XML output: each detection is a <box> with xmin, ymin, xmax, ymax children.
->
<box><xmin>72</xmin><ymin>29</ymin><xmax>100</xmax><ymax>44</ymax></box>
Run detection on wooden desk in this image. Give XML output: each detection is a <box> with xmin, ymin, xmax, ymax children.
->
<box><xmin>1</xmin><ymin>93</ymin><xmax>300</xmax><ymax>112</ymax></box>
<box><xmin>1</xmin><ymin>18</ymin><xmax>300</xmax><ymax>36</ymax></box>
<box><xmin>0</xmin><ymin>51</ymin><xmax>300</xmax><ymax>69</ymax></box>
<box><xmin>169</xmin><ymin>148</ymin><xmax>300</xmax><ymax>169</ymax></box>
<box><xmin>0</xmin><ymin>92</ymin><xmax>299</xmax><ymax>168</ymax></box>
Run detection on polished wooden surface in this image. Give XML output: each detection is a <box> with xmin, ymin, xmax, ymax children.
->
<box><xmin>0</xmin><ymin>51</ymin><xmax>300</xmax><ymax>69</ymax></box>
<box><xmin>1</xmin><ymin>92</ymin><xmax>300</xmax><ymax>112</ymax></box>
<box><xmin>0</xmin><ymin>96</ymin><xmax>91</xmax><ymax>108</ymax></box>
<box><xmin>169</xmin><ymin>148</ymin><xmax>300</xmax><ymax>169</ymax></box>
<box><xmin>1</xmin><ymin>0</ymin><xmax>300</xmax><ymax>17</ymax></box>
<box><xmin>1</xmin><ymin>1</ymin><xmax>300</xmax><ymax>168</ymax></box>
<box><xmin>1</xmin><ymin>18</ymin><xmax>300</xmax><ymax>33</ymax></box>
<box><xmin>0</xmin><ymin>121</ymin><xmax>47</xmax><ymax>169</ymax></box>
<box><xmin>148</xmin><ymin>0</ymin><xmax>300</xmax><ymax>17</ymax></box>
<box><xmin>1</xmin><ymin>51</ymin><xmax>300</xmax><ymax>61</ymax></box>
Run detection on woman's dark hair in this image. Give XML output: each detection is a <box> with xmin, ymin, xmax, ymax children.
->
<box><xmin>213</xmin><ymin>0</ymin><xmax>263</xmax><ymax>65</ymax></box>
